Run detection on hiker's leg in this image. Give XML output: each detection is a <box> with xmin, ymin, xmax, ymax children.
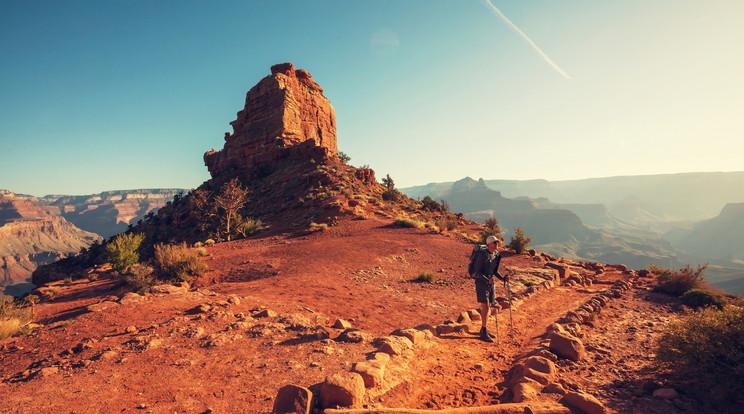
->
<box><xmin>480</xmin><ymin>302</ymin><xmax>490</xmax><ymax>329</ymax></box>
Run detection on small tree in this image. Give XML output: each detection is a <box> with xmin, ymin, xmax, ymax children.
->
<box><xmin>338</xmin><ymin>152</ymin><xmax>351</xmax><ymax>164</ymax></box>
<box><xmin>421</xmin><ymin>196</ymin><xmax>439</xmax><ymax>211</ymax></box>
<box><xmin>481</xmin><ymin>217</ymin><xmax>503</xmax><ymax>244</ymax></box>
<box><xmin>382</xmin><ymin>174</ymin><xmax>395</xmax><ymax>190</ymax></box>
<box><xmin>104</xmin><ymin>233</ymin><xmax>145</xmax><ymax>271</ymax></box>
<box><xmin>508</xmin><ymin>227</ymin><xmax>532</xmax><ymax>253</ymax></box>
<box><xmin>214</xmin><ymin>178</ymin><xmax>249</xmax><ymax>241</ymax></box>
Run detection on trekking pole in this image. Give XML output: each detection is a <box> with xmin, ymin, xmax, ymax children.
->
<box><xmin>493</xmin><ymin>303</ymin><xmax>500</xmax><ymax>344</ymax></box>
<box><xmin>506</xmin><ymin>278</ymin><xmax>514</xmax><ymax>340</ymax></box>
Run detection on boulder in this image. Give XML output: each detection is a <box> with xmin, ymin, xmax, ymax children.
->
<box><xmin>564</xmin><ymin>391</ymin><xmax>606</xmax><ymax>414</ymax></box>
<box><xmin>390</xmin><ymin>328</ymin><xmax>426</xmax><ymax>345</ymax></box>
<box><xmin>549</xmin><ymin>331</ymin><xmax>585</xmax><ymax>361</ymax></box>
<box><xmin>518</xmin><ymin>356</ymin><xmax>557</xmax><ymax>385</ymax></box>
<box><xmin>457</xmin><ymin>312</ymin><xmax>471</xmax><ymax>324</ymax></box>
<box><xmin>512</xmin><ymin>381</ymin><xmax>538</xmax><ymax>403</ymax></box>
<box><xmin>150</xmin><ymin>284</ymin><xmax>187</xmax><ymax>294</ymax></box>
<box><xmin>119</xmin><ymin>292</ymin><xmax>145</xmax><ymax>305</ymax></box>
<box><xmin>272</xmin><ymin>384</ymin><xmax>313</xmax><ymax>414</ymax></box>
<box><xmin>332</xmin><ymin>318</ymin><xmax>352</xmax><ymax>329</ymax></box>
<box><xmin>374</xmin><ymin>336</ymin><xmax>413</xmax><ymax>356</ymax></box>
<box><xmin>319</xmin><ymin>373</ymin><xmax>365</xmax><ymax>409</ymax></box>
<box><xmin>351</xmin><ymin>360</ymin><xmax>385</xmax><ymax>388</ymax></box>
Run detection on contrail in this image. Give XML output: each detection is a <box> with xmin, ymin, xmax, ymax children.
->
<box><xmin>481</xmin><ymin>0</ymin><xmax>571</xmax><ymax>79</ymax></box>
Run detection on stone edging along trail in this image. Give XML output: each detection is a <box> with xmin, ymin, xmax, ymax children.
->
<box><xmin>274</xmin><ymin>254</ymin><xmax>635</xmax><ymax>413</ymax></box>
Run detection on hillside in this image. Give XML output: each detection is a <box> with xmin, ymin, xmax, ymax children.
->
<box><xmin>0</xmin><ymin>217</ymin><xmax>717</xmax><ymax>413</ymax></box>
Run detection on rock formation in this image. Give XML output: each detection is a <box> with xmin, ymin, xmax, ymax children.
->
<box><xmin>0</xmin><ymin>191</ymin><xmax>100</xmax><ymax>291</ymax></box>
<box><xmin>204</xmin><ymin>63</ymin><xmax>338</xmax><ymax>180</ymax></box>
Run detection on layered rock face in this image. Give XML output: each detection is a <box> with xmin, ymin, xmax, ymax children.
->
<box><xmin>0</xmin><ymin>191</ymin><xmax>100</xmax><ymax>288</ymax></box>
<box><xmin>204</xmin><ymin>63</ymin><xmax>338</xmax><ymax>180</ymax></box>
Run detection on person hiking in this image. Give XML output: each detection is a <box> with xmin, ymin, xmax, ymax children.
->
<box><xmin>473</xmin><ymin>235</ymin><xmax>509</xmax><ymax>342</ymax></box>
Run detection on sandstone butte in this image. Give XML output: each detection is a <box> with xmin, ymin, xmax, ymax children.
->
<box><xmin>2</xmin><ymin>64</ymin><xmax>737</xmax><ymax>414</ymax></box>
<box><xmin>204</xmin><ymin>62</ymin><xmax>338</xmax><ymax>180</ymax></box>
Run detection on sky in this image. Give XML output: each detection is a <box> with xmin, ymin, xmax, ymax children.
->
<box><xmin>1</xmin><ymin>0</ymin><xmax>743</xmax><ymax>197</ymax></box>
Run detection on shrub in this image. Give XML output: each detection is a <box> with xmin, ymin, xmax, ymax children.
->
<box><xmin>382</xmin><ymin>189</ymin><xmax>401</xmax><ymax>202</ymax></box>
<box><xmin>237</xmin><ymin>218</ymin><xmax>263</xmax><ymax>237</ymax></box>
<box><xmin>338</xmin><ymin>152</ymin><xmax>351</xmax><ymax>164</ymax></box>
<box><xmin>508</xmin><ymin>227</ymin><xmax>533</xmax><ymax>254</ymax></box>
<box><xmin>124</xmin><ymin>263</ymin><xmax>155</xmax><ymax>293</ymax></box>
<box><xmin>435</xmin><ymin>216</ymin><xmax>458</xmax><ymax>231</ymax></box>
<box><xmin>421</xmin><ymin>196</ymin><xmax>440</xmax><ymax>211</ymax></box>
<box><xmin>153</xmin><ymin>243</ymin><xmax>208</xmax><ymax>283</ymax></box>
<box><xmin>653</xmin><ymin>263</ymin><xmax>708</xmax><ymax>297</ymax></box>
<box><xmin>417</xmin><ymin>271</ymin><xmax>435</xmax><ymax>283</ymax></box>
<box><xmin>481</xmin><ymin>217</ymin><xmax>503</xmax><ymax>244</ymax></box>
<box><xmin>656</xmin><ymin>306</ymin><xmax>744</xmax><ymax>400</ymax></box>
<box><xmin>310</xmin><ymin>222</ymin><xmax>328</xmax><ymax>231</ymax></box>
<box><xmin>193</xmin><ymin>241</ymin><xmax>204</xmax><ymax>248</ymax></box>
<box><xmin>205</xmin><ymin>239</ymin><xmax>216</xmax><ymax>246</ymax></box>
<box><xmin>0</xmin><ymin>300</ymin><xmax>32</xmax><ymax>340</ymax></box>
<box><xmin>680</xmin><ymin>288</ymin><xmax>727</xmax><ymax>309</ymax></box>
<box><xmin>394</xmin><ymin>217</ymin><xmax>424</xmax><ymax>229</ymax></box>
<box><xmin>104</xmin><ymin>233</ymin><xmax>145</xmax><ymax>272</ymax></box>
<box><xmin>63</xmin><ymin>276</ymin><xmax>73</xmax><ymax>285</ymax></box>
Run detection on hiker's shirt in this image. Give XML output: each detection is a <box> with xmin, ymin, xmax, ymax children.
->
<box><xmin>474</xmin><ymin>250</ymin><xmax>502</xmax><ymax>285</ymax></box>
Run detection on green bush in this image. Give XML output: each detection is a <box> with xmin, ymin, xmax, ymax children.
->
<box><xmin>508</xmin><ymin>227</ymin><xmax>533</xmax><ymax>254</ymax></box>
<box><xmin>382</xmin><ymin>189</ymin><xmax>401</xmax><ymax>202</ymax></box>
<box><xmin>680</xmin><ymin>288</ymin><xmax>727</xmax><ymax>309</ymax></box>
<box><xmin>652</xmin><ymin>263</ymin><xmax>708</xmax><ymax>296</ymax></box>
<box><xmin>421</xmin><ymin>196</ymin><xmax>440</xmax><ymax>211</ymax></box>
<box><xmin>153</xmin><ymin>243</ymin><xmax>208</xmax><ymax>283</ymax></box>
<box><xmin>124</xmin><ymin>263</ymin><xmax>155</xmax><ymax>293</ymax></box>
<box><xmin>417</xmin><ymin>271</ymin><xmax>435</xmax><ymax>283</ymax></box>
<box><xmin>656</xmin><ymin>306</ymin><xmax>744</xmax><ymax>400</ymax></box>
<box><xmin>481</xmin><ymin>217</ymin><xmax>503</xmax><ymax>244</ymax></box>
<box><xmin>104</xmin><ymin>233</ymin><xmax>145</xmax><ymax>271</ymax></box>
<box><xmin>310</xmin><ymin>222</ymin><xmax>328</xmax><ymax>231</ymax></box>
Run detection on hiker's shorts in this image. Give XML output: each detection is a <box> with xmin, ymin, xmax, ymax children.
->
<box><xmin>475</xmin><ymin>280</ymin><xmax>495</xmax><ymax>305</ymax></box>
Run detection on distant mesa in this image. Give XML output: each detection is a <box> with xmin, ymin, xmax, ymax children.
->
<box><xmin>204</xmin><ymin>63</ymin><xmax>338</xmax><ymax>180</ymax></box>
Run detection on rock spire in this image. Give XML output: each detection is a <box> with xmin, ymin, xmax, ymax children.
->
<box><xmin>204</xmin><ymin>63</ymin><xmax>338</xmax><ymax>180</ymax></box>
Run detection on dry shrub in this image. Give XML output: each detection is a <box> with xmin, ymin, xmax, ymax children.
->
<box><xmin>124</xmin><ymin>263</ymin><xmax>155</xmax><ymax>293</ymax></box>
<box><xmin>656</xmin><ymin>306</ymin><xmax>744</xmax><ymax>400</ymax></box>
<box><xmin>394</xmin><ymin>217</ymin><xmax>424</xmax><ymax>229</ymax></box>
<box><xmin>652</xmin><ymin>263</ymin><xmax>708</xmax><ymax>296</ymax></box>
<box><xmin>153</xmin><ymin>243</ymin><xmax>207</xmax><ymax>283</ymax></box>
<box><xmin>417</xmin><ymin>271</ymin><xmax>435</xmax><ymax>283</ymax></box>
<box><xmin>0</xmin><ymin>300</ymin><xmax>32</xmax><ymax>339</ymax></box>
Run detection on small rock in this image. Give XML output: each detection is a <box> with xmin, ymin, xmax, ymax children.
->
<box><xmin>333</xmin><ymin>318</ymin><xmax>352</xmax><ymax>329</ymax></box>
<box><xmin>564</xmin><ymin>391</ymin><xmax>606</xmax><ymax>414</ymax></box>
<box><xmin>125</xmin><ymin>326</ymin><xmax>138</xmax><ymax>334</ymax></box>
<box><xmin>549</xmin><ymin>331</ymin><xmax>585</xmax><ymax>361</ymax></box>
<box><xmin>653</xmin><ymin>387</ymin><xmax>679</xmax><ymax>400</ymax></box>
<box><xmin>272</xmin><ymin>384</ymin><xmax>313</xmax><ymax>414</ymax></box>
<box><xmin>255</xmin><ymin>309</ymin><xmax>277</xmax><ymax>318</ymax></box>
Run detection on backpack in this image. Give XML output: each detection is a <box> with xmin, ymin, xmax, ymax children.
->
<box><xmin>467</xmin><ymin>244</ymin><xmax>489</xmax><ymax>278</ymax></box>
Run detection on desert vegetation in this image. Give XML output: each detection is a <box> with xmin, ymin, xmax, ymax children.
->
<box><xmin>104</xmin><ymin>233</ymin><xmax>145</xmax><ymax>272</ymax></box>
<box><xmin>0</xmin><ymin>299</ymin><xmax>33</xmax><ymax>340</ymax></box>
<box><xmin>480</xmin><ymin>217</ymin><xmax>503</xmax><ymax>244</ymax></box>
<box><xmin>656</xmin><ymin>305</ymin><xmax>744</xmax><ymax>400</ymax></box>
<box><xmin>651</xmin><ymin>263</ymin><xmax>709</xmax><ymax>297</ymax></box>
<box><xmin>508</xmin><ymin>226</ymin><xmax>533</xmax><ymax>254</ymax></box>
<box><xmin>152</xmin><ymin>242</ymin><xmax>208</xmax><ymax>284</ymax></box>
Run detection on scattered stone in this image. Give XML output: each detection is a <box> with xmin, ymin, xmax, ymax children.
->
<box><xmin>333</xmin><ymin>319</ymin><xmax>352</xmax><ymax>329</ymax></box>
<box><xmin>467</xmin><ymin>309</ymin><xmax>482</xmax><ymax>323</ymax></box>
<box><xmin>435</xmin><ymin>324</ymin><xmax>457</xmax><ymax>335</ymax></box>
<box><xmin>543</xmin><ymin>382</ymin><xmax>567</xmax><ymax>395</ymax></box>
<box><xmin>564</xmin><ymin>391</ymin><xmax>606</xmax><ymax>414</ymax></box>
<box><xmin>653</xmin><ymin>388</ymin><xmax>679</xmax><ymax>400</ymax></box>
<box><xmin>278</xmin><ymin>313</ymin><xmax>315</xmax><ymax>331</ymax></box>
<box><xmin>336</xmin><ymin>329</ymin><xmax>373</xmax><ymax>343</ymax></box>
<box><xmin>272</xmin><ymin>384</ymin><xmax>313</xmax><ymax>414</ymax></box>
<box><xmin>549</xmin><ymin>331</ymin><xmax>586</xmax><ymax>361</ymax></box>
<box><xmin>150</xmin><ymin>284</ymin><xmax>187</xmax><ymax>294</ymax></box>
<box><xmin>227</xmin><ymin>295</ymin><xmax>241</xmax><ymax>305</ymax></box>
<box><xmin>374</xmin><ymin>336</ymin><xmax>413</xmax><ymax>356</ymax></box>
<box><xmin>87</xmin><ymin>301</ymin><xmax>118</xmax><ymax>312</ymax></box>
<box><xmin>390</xmin><ymin>328</ymin><xmax>425</xmax><ymax>345</ymax></box>
<box><xmin>125</xmin><ymin>326</ymin><xmax>138</xmax><ymax>334</ymax></box>
<box><xmin>457</xmin><ymin>312</ymin><xmax>471</xmax><ymax>324</ymax></box>
<box><xmin>414</xmin><ymin>323</ymin><xmax>436</xmax><ymax>336</ymax></box>
<box><xmin>516</xmin><ymin>356</ymin><xmax>557</xmax><ymax>385</ymax></box>
<box><xmin>351</xmin><ymin>360</ymin><xmax>385</xmax><ymax>388</ymax></box>
<box><xmin>255</xmin><ymin>309</ymin><xmax>278</xmax><ymax>318</ymax></box>
<box><xmin>512</xmin><ymin>381</ymin><xmax>538</xmax><ymax>403</ymax></box>
<box><xmin>319</xmin><ymin>372</ymin><xmax>365</xmax><ymax>409</ymax></box>
<box><xmin>299</xmin><ymin>326</ymin><xmax>331</xmax><ymax>341</ymax></box>
<box><xmin>119</xmin><ymin>292</ymin><xmax>145</xmax><ymax>305</ymax></box>
<box><xmin>96</xmin><ymin>350</ymin><xmax>118</xmax><ymax>360</ymax></box>
<box><xmin>37</xmin><ymin>367</ymin><xmax>60</xmax><ymax>377</ymax></box>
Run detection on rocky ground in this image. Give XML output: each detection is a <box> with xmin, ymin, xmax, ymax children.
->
<box><xmin>0</xmin><ymin>217</ymin><xmax>734</xmax><ymax>413</ymax></box>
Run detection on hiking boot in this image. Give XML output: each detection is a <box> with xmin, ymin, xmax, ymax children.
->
<box><xmin>480</xmin><ymin>327</ymin><xmax>495</xmax><ymax>343</ymax></box>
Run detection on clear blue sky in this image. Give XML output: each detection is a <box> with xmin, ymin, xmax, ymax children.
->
<box><xmin>2</xmin><ymin>0</ymin><xmax>742</xmax><ymax>196</ymax></box>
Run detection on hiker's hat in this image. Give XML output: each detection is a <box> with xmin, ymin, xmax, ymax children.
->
<box><xmin>486</xmin><ymin>235</ymin><xmax>499</xmax><ymax>245</ymax></box>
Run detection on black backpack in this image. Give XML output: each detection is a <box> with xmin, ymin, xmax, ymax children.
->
<box><xmin>467</xmin><ymin>244</ymin><xmax>488</xmax><ymax>278</ymax></box>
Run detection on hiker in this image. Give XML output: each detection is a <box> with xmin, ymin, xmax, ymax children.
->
<box><xmin>473</xmin><ymin>235</ymin><xmax>509</xmax><ymax>342</ymax></box>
